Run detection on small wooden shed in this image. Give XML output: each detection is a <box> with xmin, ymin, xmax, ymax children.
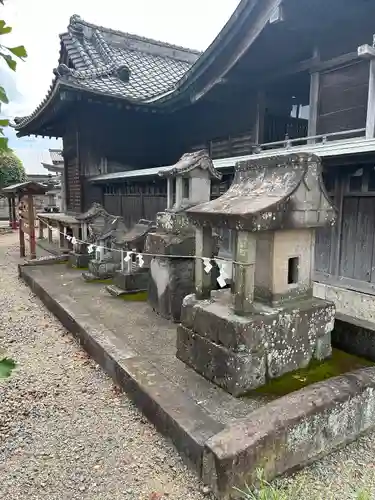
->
<box><xmin>2</xmin><ymin>181</ymin><xmax>48</xmax><ymax>258</ymax></box>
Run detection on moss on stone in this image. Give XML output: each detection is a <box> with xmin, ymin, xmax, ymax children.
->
<box><xmin>118</xmin><ymin>291</ymin><xmax>148</xmax><ymax>302</ymax></box>
<box><xmin>251</xmin><ymin>349</ymin><xmax>374</xmax><ymax>398</ymax></box>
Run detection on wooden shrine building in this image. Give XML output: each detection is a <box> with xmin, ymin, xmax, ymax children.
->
<box><xmin>13</xmin><ymin>0</ymin><xmax>375</xmax><ymax>339</ymax></box>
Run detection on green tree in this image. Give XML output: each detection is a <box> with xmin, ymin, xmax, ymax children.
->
<box><xmin>0</xmin><ymin>149</ymin><xmax>26</xmax><ymax>188</ymax></box>
<box><xmin>0</xmin><ymin>1</ymin><xmax>27</xmax><ymax>150</ymax></box>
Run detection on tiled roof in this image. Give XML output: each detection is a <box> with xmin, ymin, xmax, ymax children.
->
<box><xmin>14</xmin><ymin>15</ymin><xmax>200</xmax><ymax>129</ymax></box>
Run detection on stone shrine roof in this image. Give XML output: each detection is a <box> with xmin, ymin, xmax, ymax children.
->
<box><xmin>114</xmin><ymin>219</ymin><xmax>155</xmax><ymax>246</ymax></box>
<box><xmin>187</xmin><ymin>153</ymin><xmax>336</xmax><ymax>232</ymax></box>
<box><xmin>158</xmin><ymin>150</ymin><xmax>222</xmax><ymax>180</ymax></box>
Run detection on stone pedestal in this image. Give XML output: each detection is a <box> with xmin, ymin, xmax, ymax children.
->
<box><xmin>82</xmin><ymin>256</ymin><xmax>120</xmax><ymax>282</ymax></box>
<box><xmin>176</xmin><ymin>152</ymin><xmax>337</xmax><ymax>397</ymax></box>
<box><xmin>68</xmin><ymin>251</ymin><xmax>92</xmax><ymax>269</ymax></box>
<box><xmin>146</xmin><ymin>217</ymin><xmax>196</xmax><ymax>322</ymax></box>
<box><xmin>106</xmin><ymin>268</ymin><xmax>149</xmax><ymax>297</ymax></box>
<box><xmin>177</xmin><ymin>290</ymin><xmax>335</xmax><ymax>396</ymax></box>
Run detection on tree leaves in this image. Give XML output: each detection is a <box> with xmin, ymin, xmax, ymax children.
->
<box><xmin>0</xmin><ymin>85</ymin><xmax>9</xmax><ymax>104</ymax></box>
<box><xmin>8</xmin><ymin>45</ymin><xmax>27</xmax><ymax>59</ymax></box>
<box><xmin>0</xmin><ymin>17</ymin><xmax>27</xmax><ymax>151</ymax></box>
<box><xmin>2</xmin><ymin>53</ymin><xmax>16</xmax><ymax>71</ymax></box>
<box><xmin>0</xmin><ymin>20</ymin><xmax>12</xmax><ymax>35</ymax></box>
<box><xmin>0</xmin><ymin>150</ymin><xmax>26</xmax><ymax>187</ymax></box>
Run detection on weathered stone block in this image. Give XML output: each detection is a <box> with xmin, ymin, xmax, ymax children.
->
<box><xmin>176</xmin><ymin>325</ymin><xmax>266</xmax><ymax>396</ymax></box>
<box><xmin>202</xmin><ymin>369</ymin><xmax>375</xmax><ymax>499</ymax></box>
<box><xmin>68</xmin><ymin>252</ymin><xmax>92</xmax><ymax>269</ymax></box>
<box><xmin>178</xmin><ymin>292</ymin><xmax>335</xmax><ymax>393</ymax></box>
<box><xmin>145</xmin><ymin>231</ymin><xmax>196</xmax><ymax>257</ymax></box>
<box><xmin>113</xmin><ymin>268</ymin><xmax>149</xmax><ymax>292</ymax></box>
<box><xmin>87</xmin><ymin>259</ymin><xmax>119</xmax><ymax>279</ymax></box>
<box><xmin>148</xmin><ymin>257</ymin><xmax>195</xmax><ymax>322</ymax></box>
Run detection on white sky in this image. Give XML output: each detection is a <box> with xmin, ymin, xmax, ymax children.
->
<box><xmin>1</xmin><ymin>0</ymin><xmax>240</xmax><ymax>173</ymax></box>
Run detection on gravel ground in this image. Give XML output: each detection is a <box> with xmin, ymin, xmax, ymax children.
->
<box><xmin>1</xmin><ymin>232</ymin><xmax>375</xmax><ymax>500</ymax></box>
<box><xmin>0</xmin><ymin>235</ymin><xmax>213</xmax><ymax>500</ymax></box>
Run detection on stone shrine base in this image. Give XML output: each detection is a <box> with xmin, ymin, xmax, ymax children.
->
<box><xmin>106</xmin><ymin>268</ymin><xmax>149</xmax><ymax>297</ymax></box>
<box><xmin>177</xmin><ymin>290</ymin><xmax>334</xmax><ymax>396</ymax></box>
<box><xmin>19</xmin><ymin>261</ymin><xmax>375</xmax><ymax>499</ymax></box>
<box><xmin>68</xmin><ymin>251</ymin><xmax>92</xmax><ymax>269</ymax></box>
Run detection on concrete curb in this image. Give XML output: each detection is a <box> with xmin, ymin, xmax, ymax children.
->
<box><xmin>203</xmin><ymin>368</ymin><xmax>375</xmax><ymax>498</ymax></box>
<box><xmin>20</xmin><ymin>262</ymin><xmax>375</xmax><ymax>499</ymax></box>
<box><xmin>19</xmin><ymin>264</ymin><xmax>224</xmax><ymax>475</ymax></box>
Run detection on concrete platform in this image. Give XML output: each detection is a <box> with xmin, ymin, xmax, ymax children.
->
<box><xmin>19</xmin><ymin>262</ymin><xmax>375</xmax><ymax>499</ymax></box>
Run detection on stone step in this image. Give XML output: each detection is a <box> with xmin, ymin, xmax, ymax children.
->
<box><xmin>106</xmin><ymin>284</ymin><xmax>126</xmax><ymax>297</ymax></box>
<box><xmin>81</xmin><ymin>271</ymin><xmax>98</xmax><ymax>282</ymax></box>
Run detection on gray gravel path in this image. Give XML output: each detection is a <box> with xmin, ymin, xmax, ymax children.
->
<box><xmin>1</xmin><ymin>233</ymin><xmax>375</xmax><ymax>500</ymax></box>
<box><xmin>0</xmin><ymin>235</ymin><xmax>212</xmax><ymax>500</ymax></box>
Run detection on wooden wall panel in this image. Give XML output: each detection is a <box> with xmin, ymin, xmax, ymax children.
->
<box><xmin>315</xmin><ymin>226</ymin><xmax>333</xmax><ymax>273</ymax></box>
<box><xmin>339</xmin><ymin>197</ymin><xmax>359</xmax><ymax>278</ymax></box>
<box><xmin>353</xmin><ymin>198</ymin><xmax>375</xmax><ymax>282</ymax></box>
<box><xmin>317</xmin><ymin>60</ymin><xmax>369</xmax><ymax>135</ymax></box>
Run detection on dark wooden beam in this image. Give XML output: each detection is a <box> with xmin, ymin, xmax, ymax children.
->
<box><xmin>220</xmin><ymin>51</ymin><xmax>361</xmax><ymax>91</ymax></box>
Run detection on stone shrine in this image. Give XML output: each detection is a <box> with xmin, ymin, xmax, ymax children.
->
<box><xmin>106</xmin><ymin>219</ymin><xmax>156</xmax><ymax>297</ymax></box>
<box><xmin>177</xmin><ymin>153</ymin><xmax>337</xmax><ymax>396</ymax></box>
<box><xmin>145</xmin><ymin>150</ymin><xmax>222</xmax><ymax>322</ymax></box>
<box><xmin>68</xmin><ymin>203</ymin><xmax>109</xmax><ymax>268</ymax></box>
<box><xmin>81</xmin><ymin>206</ymin><xmax>127</xmax><ymax>282</ymax></box>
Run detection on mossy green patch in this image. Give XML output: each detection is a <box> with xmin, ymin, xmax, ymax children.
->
<box><xmin>251</xmin><ymin>349</ymin><xmax>374</xmax><ymax>398</ymax></box>
<box><xmin>118</xmin><ymin>291</ymin><xmax>148</xmax><ymax>302</ymax></box>
<box><xmin>0</xmin><ymin>358</ymin><xmax>16</xmax><ymax>379</ymax></box>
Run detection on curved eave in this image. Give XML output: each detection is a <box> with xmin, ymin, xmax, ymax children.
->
<box><xmin>145</xmin><ymin>0</ymin><xmax>281</xmax><ymax>108</ymax></box>
<box><xmin>14</xmin><ymin>79</ymin><xmax>66</xmax><ymax>137</ymax></box>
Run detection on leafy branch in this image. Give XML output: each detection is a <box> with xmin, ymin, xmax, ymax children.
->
<box><xmin>0</xmin><ymin>5</ymin><xmax>27</xmax><ymax>150</ymax></box>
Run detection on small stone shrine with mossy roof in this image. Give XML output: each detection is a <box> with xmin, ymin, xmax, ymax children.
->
<box><xmin>106</xmin><ymin>219</ymin><xmax>156</xmax><ymax>297</ymax></box>
<box><xmin>177</xmin><ymin>152</ymin><xmax>337</xmax><ymax>397</ymax></box>
<box><xmin>145</xmin><ymin>150</ymin><xmax>222</xmax><ymax>322</ymax></box>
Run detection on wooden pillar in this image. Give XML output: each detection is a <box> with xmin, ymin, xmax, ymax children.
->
<box><xmin>11</xmin><ymin>197</ymin><xmax>17</xmax><ymax>229</ymax></box>
<box><xmin>308</xmin><ymin>48</ymin><xmax>320</xmax><ymax>143</ymax></box>
<box><xmin>38</xmin><ymin>218</ymin><xmax>44</xmax><ymax>239</ymax></box>
<box><xmin>232</xmin><ymin>231</ymin><xmax>257</xmax><ymax>316</ymax></box>
<box><xmin>253</xmin><ymin>90</ymin><xmax>265</xmax><ymax>144</ymax></box>
<box><xmin>366</xmin><ymin>58</ymin><xmax>375</xmax><ymax>138</ymax></box>
<box><xmin>27</xmin><ymin>194</ymin><xmax>36</xmax><ymax>259</ymax></box>
<box><xmin>18</xmin><ymin>196</ymin><xmax>25</xmax><ymax>257</ymax></box>
<box><xmin>195</xmin><ymin>225</ymin><xmax>213</xmax><ymax>300</ymax></box>
<box><xmin>167</xmin><ymin>178</ymin><xmax>173</xmax><ymax>209</ymax></box>
<box><xmin>7</xmin><ymin>197</ymin><xmax>12</xmax><ymax>227</ymax></box>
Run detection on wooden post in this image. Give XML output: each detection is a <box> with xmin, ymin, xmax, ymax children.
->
<box><xmin>253</xmin><ymin>90</ymin><xmax>265</xmax><ymax>144</ymax></box>
<box><xmin>232</xmin><ymin>231</ymin><xmax>257</xmax><ymax>316</ymax></box>
<box><xmin>38</xmin><ymin>218</ymin><xmax>44</xmax><ymax>239</ymax></box>
<box><xmin>308</xmin><ymin>48</ymin><xmax>320</xmax><ymax>143</ymax></box>
<box><xmin>11</xmin><ymin>197</ymin><xmax>17</xmax><ymax>230</ymax></box>
<box><xmin>18</xmin><ymin>196</ymin><xmax>25</xmax><ymax>257</ymax></box>
<box><xmin>195</xmin><ymin>225</ymin><xmax>213</xmax><ymax>300</ymax></box>
<box><xmin>27</xmin><ymin>194</ymin><xmax>36</xmax><ymax>259</ymax></box>
<box><xmin>366</xmin><ymin>58</ymin><xmax>375</xmax><ymax>138</ymax></box>
<box><xmin>7</xmin><ymin>197</ymin><xmax>12</xmax><ymax>228</ymax></box>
